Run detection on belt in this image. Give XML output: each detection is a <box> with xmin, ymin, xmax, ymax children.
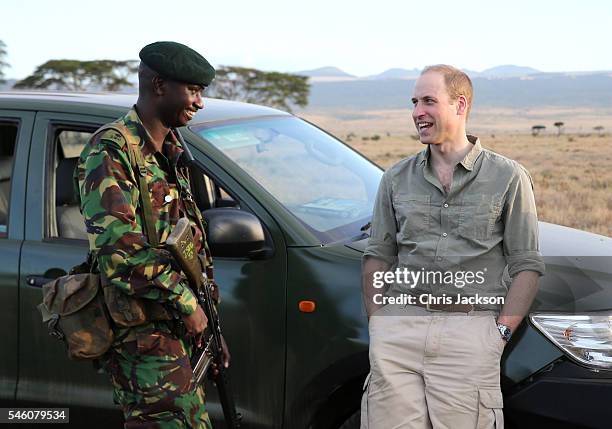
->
<box><xmin>412</xmin><ymin>300</ymin><xmax>474</xmax><ymax>313</ymax></box>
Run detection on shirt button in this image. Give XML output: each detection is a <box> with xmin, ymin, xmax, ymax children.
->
<box><xmin>164</xmin><ymin>195</ymin><xmax>173</xmax><ymax>203</ymax></box>
<box><xmin>442</xmin><ymin>232</ymin><xmax>448</xmax><ymax>237</ymax></box>
<box><xmin>443</xmin><ymin>203</ymin><xmax>449</xmax><ymax>208</ymax></box>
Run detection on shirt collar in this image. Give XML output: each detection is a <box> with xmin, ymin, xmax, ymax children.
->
<box><xmin>418</xmin><ymin>134</ymin><xmax>482</xmax><ymax>171</ymax></box>
<box><xmin>126</xmin><ymin>106</ymin><xmax>184</xmax><ymax>165</ymax></box>
<box><xmin>459</xmin><ymin>135</ymin><xmax>482</xmax><ymax>171</ymax></box>
<box><xmin>417</xmin><ymin>146</ymin><xmax>430</xmax><ymax>166</ymax></box>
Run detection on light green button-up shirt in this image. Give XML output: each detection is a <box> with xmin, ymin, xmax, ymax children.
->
<box><xmin>364</xmin><ymin>135</ymin><xmax>545</xmax><ymax>310</ymax></box>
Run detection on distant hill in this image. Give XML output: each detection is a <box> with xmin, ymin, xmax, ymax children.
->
<box><xmin>301</xmin><ymin>72</ymin><xmax>612</xmax><ymax>111</ymax></box>
<box><xmin>462</xmin><ymin>68</ymin><xmax>481</xmax><ymax>77</ymax></box>
<box><xmin>294</xmin><ymin>66</ymin><xmax>355</xmax><ymax>78</ymax></box>
<box><xmin>478</xmin><ymin>65</ymin><xmax>540</xmax><ymax>77</ymax></box>
<box><xmin>367</xmin><ymin>68</ymin><xmax>421</xmax><ymax>80</ymax></box>
<box><xmin>364</xmin><ymin>65</ymin><xmax>541</xmax><ymax>80</ymax></box>
<box><xmin>298</xmin><ymin>64</ymin><xmax>544</xmax><ymax>81</ymax></box>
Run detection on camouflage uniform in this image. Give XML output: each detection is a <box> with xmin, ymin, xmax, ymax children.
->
<box><xmin>75</xmin><ymin>107</ymin><xmax>215</xmax><ymax>429</ymax></box>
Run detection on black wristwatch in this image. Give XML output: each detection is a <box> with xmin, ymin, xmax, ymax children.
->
<box><xmin>497</xmin><ymin>323</ymin><xmax>512</xmax><ymax>342</ymax></box>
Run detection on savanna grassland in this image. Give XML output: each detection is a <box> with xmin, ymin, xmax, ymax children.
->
<box><xmin>301</xmin><ymin>110</ymin><xmax>612</xmax><ymax>237</ymax></box>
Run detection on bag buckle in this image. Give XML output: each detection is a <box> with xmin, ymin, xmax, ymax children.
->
<box><xmin>47</xmin><ymin>314</ymin><xmax>65</xmax><ymax>340</ymax></box>
<box><xmin>116</xmin><ymin>294</ymin><xmax>137</xmax><ymax>322</ymax></box>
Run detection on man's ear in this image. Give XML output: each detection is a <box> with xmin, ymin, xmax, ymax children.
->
<box><xmin>152</xmin><ymin>75</ymin><xmax>166</xmax><ymax>96</ymax></box>
<box><xmin>456</xmin><ymin>95</ymin><xmax>468</xmax><ymax>116</ymax></box>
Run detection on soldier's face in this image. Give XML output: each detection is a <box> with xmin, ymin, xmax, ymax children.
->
<box><xmin>159</xmin><ymin>82</ymin><xmax>204</xmax><ymax>127</ymax></box>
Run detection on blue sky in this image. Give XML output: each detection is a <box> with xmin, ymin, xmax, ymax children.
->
<box><xmin>2</xmin><ymin>0</ymin><xmax>611</xmax><ymax>79</ymax></box>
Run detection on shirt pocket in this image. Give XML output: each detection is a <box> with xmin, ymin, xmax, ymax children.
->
<box><xmin>459</xmin><ymin>195</ymin><xmax>502</xmax><ymax>241</ymax></box>
<box><xmin>146</xmin><ymin>174</ymin><xmax>171</xmax><ymax>211</ymax></box>
<box><xmin>142</xmin><ymin>170</ymin><xmax>175</xmax><ymax>232</ymax></box>
<box><xmin>393</xmin><ymin>194</ymin><xmax>431</xmax><ymax>241</ymax></box>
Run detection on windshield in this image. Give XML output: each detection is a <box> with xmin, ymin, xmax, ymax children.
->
<box><xmin>192</xmin><ymin>116</ymin><xmax>383</xmax><ymax>243</ymax></box>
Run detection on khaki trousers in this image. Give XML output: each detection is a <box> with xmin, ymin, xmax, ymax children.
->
<box><xmin>361</xmin><ymin>304</ymin><xmax>505</xmax><ymax>429</ymax></box>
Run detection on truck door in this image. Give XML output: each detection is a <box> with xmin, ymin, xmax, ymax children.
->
<box><xmin>18</xmin><ymin>113</ymin><xmax>288</xmax><ymax>428</ymax></box>
<box><xmin>171</xmin><ymin>134</ymin><xmax>289</xmax><ymax>429</ymax></box>
<box><xmin>0</xmin><ymin>111</ymin><xmax>33</xmax><ymax>403</ymax></box>
<box><xmin>17</xmin><ymin>112</ymin><xmax>119</xmax><ymax>413</ymax></box>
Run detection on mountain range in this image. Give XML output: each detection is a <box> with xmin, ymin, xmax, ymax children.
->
<box><xmin>294</xmin><ymin>66</ymin><xmax>612</xmax><ymax>110</ymax></box>
<box><xmin>296</xmin><ymin>65</ymin><xmax>553</xmax><ymax>81</ymax></box>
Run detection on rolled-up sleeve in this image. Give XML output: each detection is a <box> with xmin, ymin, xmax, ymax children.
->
<box><xmin>363</xmin><ymin>172</ymin><xmax>398</xmax><ymax>264</ymax></box>
<box><xmin>502</xmin><ymin>165</ymin><xmax>546</xmax><ymax>277</ymax></box>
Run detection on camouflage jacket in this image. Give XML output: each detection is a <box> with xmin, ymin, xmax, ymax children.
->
<box><xmin>74</xmin><ymin>107</ymin><xmax>215</xmax><ymax>317</ymax></box>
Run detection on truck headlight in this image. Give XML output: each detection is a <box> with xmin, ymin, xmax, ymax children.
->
<box><xmin>530</xmin><ymin>313</ymin><xmax>612</xmax><ymax>370</ymax></box>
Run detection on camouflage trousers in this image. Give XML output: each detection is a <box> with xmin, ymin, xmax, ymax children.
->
<box><xmin>104</xmin><ymin>327</ymin><xmax>212</xmax><ymax>429</ymax></box>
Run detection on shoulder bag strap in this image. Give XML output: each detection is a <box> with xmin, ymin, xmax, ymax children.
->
<box><xmin>125</xmin><ymin>140</ymin><xmax>159</xmax><ymax>247</ymax></box>
<box><xmin>94</xmin><ymin>124</ymin><xmax>159</xmax><ymax>247</ymax></box>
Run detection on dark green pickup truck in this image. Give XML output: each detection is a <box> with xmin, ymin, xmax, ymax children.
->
<box><xmin>1</xmin><ymin>92</ymin><xmax>611</xmax><ymax>429</ymax></box>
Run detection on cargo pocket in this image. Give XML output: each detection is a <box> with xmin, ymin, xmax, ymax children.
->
<box><xmin>360</xmin><ymin>373</ymin><xmax>371</xmax><ymax>429</ymax></box>
<box><xmin>477</xmin><ymin>387</ymin><xmax>504</xmax><ymax>429</ymax></box>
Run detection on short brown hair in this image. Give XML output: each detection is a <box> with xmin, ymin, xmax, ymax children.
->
<box><xmin>422</xmin><ymin>64</ymin><xmax>473</xmax><ymax>119</ymax></box>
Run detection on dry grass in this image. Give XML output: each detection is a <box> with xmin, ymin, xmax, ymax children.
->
<box><xmin>300</xmin><ymin>106</ymin><xmax>612</xmax><ymax>237</ymax></box>
<box><xmin>321</xmin><ymin>128</ymin><xmax>612</xmax><ymax>237</ymax></box>
<box><xmin>486</xmin><ymin>134</ymin><xmax>612</xmax><ymax>237</ymax></box>
<box><xmin>302</xmin><ymin>106</ymin><xmax>612</xmax><ymax>136</ymax></box>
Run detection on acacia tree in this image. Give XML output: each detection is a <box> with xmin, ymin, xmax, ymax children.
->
<box><xmin>554</xmin><ymin>121</ymin><xmax>564</xmax><ymax>136</ymax></box>
<box><xmin>208</xmin><ymin>66</ymin><xmax>309</xmax><ymax>112</ymax></box>
<box><xmin>594</xmin><ymin>125</ymin><xmax>605</xmax><ymax>137</ymax></box>
<box><xmin>0</xmin><ymin>40</ymin><xmax>8</xmax><ymax>85</ymax></box>
<box><xmin>531</xmin><ymin>125</ymin><xmax>546</xmax><ymax>136</ymax></box>
<box><xmin>14</xmin><ymin>59</ymin><xmax>138</xmax><ymax>91</ymax></box>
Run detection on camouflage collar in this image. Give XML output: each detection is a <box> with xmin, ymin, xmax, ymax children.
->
<box><xmin>162</xmin><ymin>129</ymin><xmax>184</xmax><ymax>167</ymax></box>
<box><xmin>124</xmin><ymin>107</ymin><xmax>184</xmax><ymax>166</ymax></box>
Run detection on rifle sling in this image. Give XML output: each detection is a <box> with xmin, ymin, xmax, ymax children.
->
<box><xmin>126</xmin><ymin>141</ymin><xmax>159</xmax><ymax>247</ymax></box>
<box><xmin>91</xmin><ymin>123</ymin><xmax>159</xmax><ymax>248</ymax></box>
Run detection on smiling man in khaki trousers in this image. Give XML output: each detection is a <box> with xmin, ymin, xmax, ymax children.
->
<box><xmin>361</xmin><ymin>65</ymin><xmax>545</xmax><ymax>428</ymax></box>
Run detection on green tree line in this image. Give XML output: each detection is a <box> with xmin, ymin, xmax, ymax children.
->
<box><xmin>206</xmin><ymin>66</ymin><xmax>309</xmax><ymax>112</ymax></box>
<box><xmin>13</xmin><ymin>59</ymin><xmax>138</xmax><ymax>92</ymax></box>
<box><xmin>1</xmin><ymin>40</ymin><xmax>309</xmax><ymax>112</ymax></box>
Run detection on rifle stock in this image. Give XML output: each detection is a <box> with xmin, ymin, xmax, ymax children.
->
<box><xmin>166</xmin><ymin>218</ymin><xmax>202</xmax><ymax>288</ymax></box>
<box><xmin>167</xmin><ymin>217</ymin><xmax>242</xmax><ymax>428</ymax></box>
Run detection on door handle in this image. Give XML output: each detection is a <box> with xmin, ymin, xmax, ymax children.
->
<box><xmin>25</xmin><ymin>276</ymin><xmax>56</xmax><ymax>288</ymax></box>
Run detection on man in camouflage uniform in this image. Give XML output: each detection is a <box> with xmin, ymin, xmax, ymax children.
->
<box><xmin>75</xmin><ymin>41</ymin><xmax>229</xmax><ymax>429</ymax></box>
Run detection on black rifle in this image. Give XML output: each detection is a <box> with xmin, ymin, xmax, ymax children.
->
<box><xmin>167</xmin><ymin>131</ymin><xmax>242</xmax><ymax>427</ymax></box>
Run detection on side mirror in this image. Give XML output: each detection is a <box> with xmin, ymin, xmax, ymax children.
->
<box><xmin>203</xmin><ymin>208</ymin><xmax>270</xmax><ymax>259</ymax></box>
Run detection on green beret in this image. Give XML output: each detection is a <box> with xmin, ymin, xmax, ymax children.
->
<box><xmin>139</xmin><ymin>41</ymin><xmax>215</xmax><ymax>87</ymax></box>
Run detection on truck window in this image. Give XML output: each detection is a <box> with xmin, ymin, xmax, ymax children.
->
<box><xmin>50</xmin><ymin>128</ymin><xmax>95</xmax><ymax>240</ymax></box>
<box><xmin>0</xmin><ymin>121</ymin><xmax>17</xmax><ymax>238</ymax></box>
<box><xmin>48</xmin><ymin>126</ymin><xmax>237</xmax><ymax>240</ymax></box>
<box><xmin>189</xmin><ymin>165</ymin><xmax>239</xmax><ymax>211</ymax></box>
